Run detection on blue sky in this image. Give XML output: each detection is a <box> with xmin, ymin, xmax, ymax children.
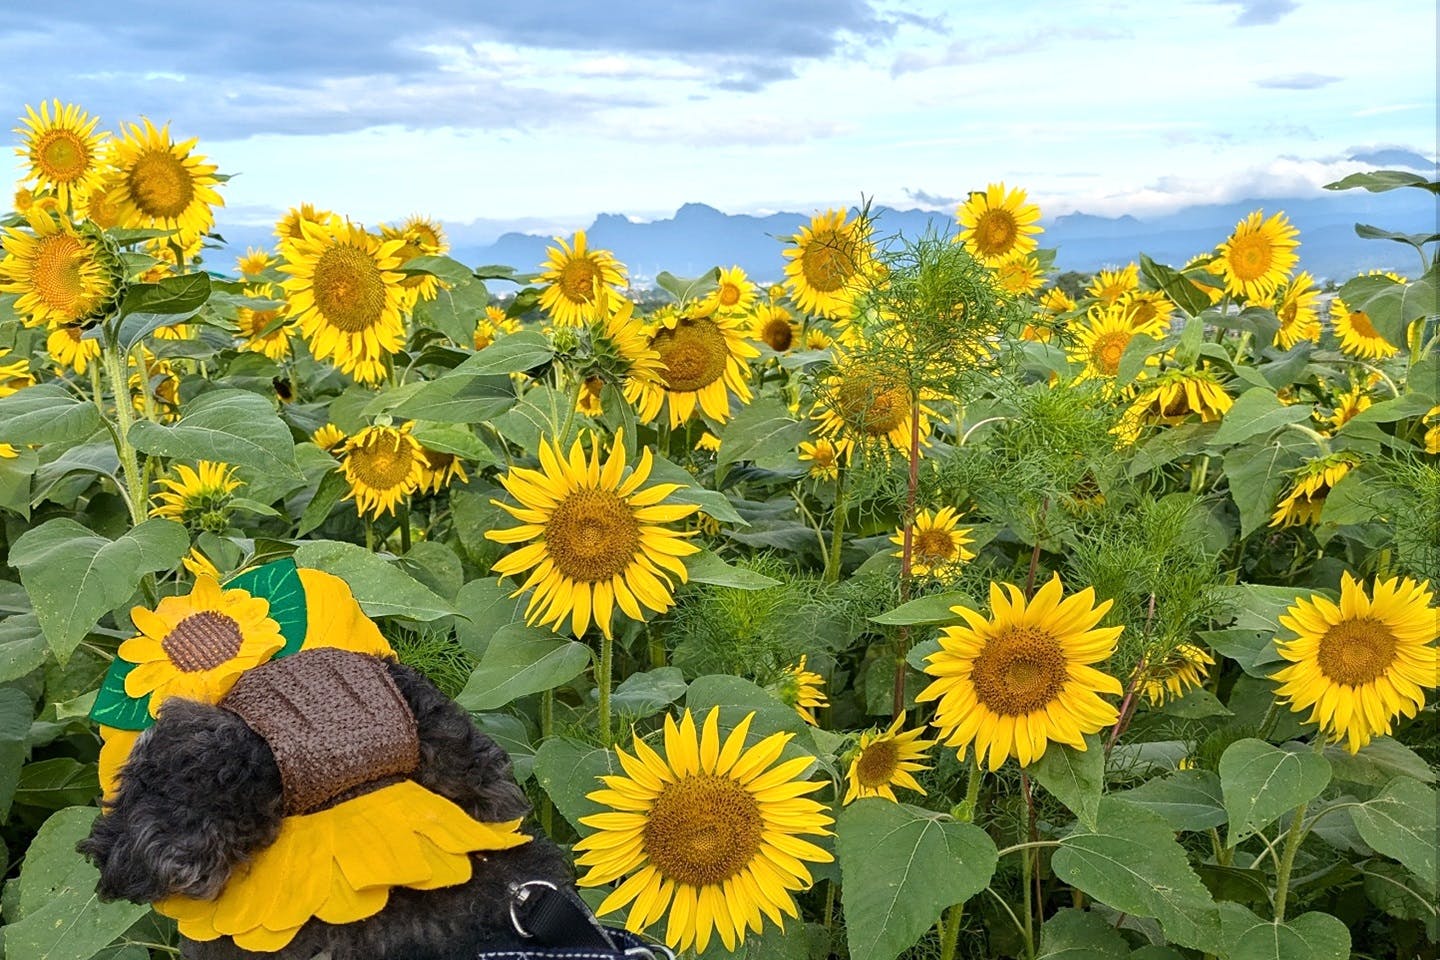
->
<box><xmin>4</xmin><ymin>0</ymin><xmax>1435</xmax><ymax>241</ymax></box>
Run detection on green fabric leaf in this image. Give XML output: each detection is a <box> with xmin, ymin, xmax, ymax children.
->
<box><xmin>227</xmin><ymin>558</ymin><xmax>308</xmax><ymax>657</ymax></box>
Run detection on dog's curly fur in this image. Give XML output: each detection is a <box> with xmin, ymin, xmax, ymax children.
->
<box><xmin>80</xmin><ymin>660</ymin><xmax>571</xmax><ymax>960</ymax></box>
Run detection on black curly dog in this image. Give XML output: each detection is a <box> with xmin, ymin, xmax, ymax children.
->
<box><xmin>79</xmin><ymin>662</ymin><xmax>571</xmax><ymax>960</ymax></box>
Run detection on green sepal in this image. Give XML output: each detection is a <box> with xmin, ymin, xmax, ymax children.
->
<box><xmin>89</xmin><ymin>658</ymin><xmax>154</xmax><ymax>731</ymax></box>
<box><xmin>226</xmin><ymin>558</ymin><xmax>308</xmax><ymax>658</ymax></box>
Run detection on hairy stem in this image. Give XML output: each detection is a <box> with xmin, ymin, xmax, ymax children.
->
<box><xmin>101</xmin><ymin>337</ymin><xmax>147</xmax><ymax>525</ymax></box>
<box><xmin>597</xmin><ymin>630</ymin><xmax>614</xmax><ymax>748</ymax></box>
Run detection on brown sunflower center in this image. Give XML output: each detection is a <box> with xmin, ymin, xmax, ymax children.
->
<box><xmin>761</xmin><ymin>317</ymin><xmax>794</xmax><ymax>352</ymax></box>
<box><xmin>1346</xmin><ymin>310</ymin><xmax>1379</xmax><ymax>338</ymax></box>
<box><xmin>836</xmin><ymin>372</ymin><xmax>910</xmax><ymax>436</ymax></box>
<box><xmin>1227</xmin><ymin>234</ymin><xmax>1273</xmax><ymax>282</ymax></box>
<box><xmin>544</xmin><ymin>488</ymin><xmax>641</xmax><ymax>582</ymax></box>
<box><xmin>559</xmin><ymin>257</ymin><xmax>601</xmax><ymax>304</ymax></box>
<box><xmin>971</xmin><ymin>625</ymin><xmax>1068</xmax><ymax>716</ymax></box>
<box><xmin>643</xmin><ymin>775</ymin><xmax>763</xmax><ymax>887</ymax></box>
<box><xmin>1278</xmin><ymin>299</ymin><xmax>1298</xmax><ymax>326</ymax></box>
<box><xmin>718</xmin><ymin>283</ymin><xmax>741</xmax><ymax>307</ymax></box>
<box><xmin>855</xmin><ymin>739</ymin><xmax>900</xmax><ymax>788</ymax></box>
<box><xmin>914</xmin><ymin>528</ymin><xmax>957</xmax><ymax>563</ymax></box>
<box><xmin>348</xmin><ymin>434</ymin><xmax>417</xmax><ymax>490</ymax></box>
<box><xmin>86</xmin><ymin>186</ymin><xmax>122</xmax><ymax>228</ymax></box>
<box><xmin>37</xmin><ymin>130</ymin><xmax>89</xmax><ymax>181</ymax></box>
<box><xmin>32</xmin><ymin>234</ymin><xmax>89</xmax><ymax>310</ymax></box>
<box><xmin>1091</xmin><ymin>331</ymin><xmax>1130</xmax><ymax>376</ymax></box>
<box><xmin>800</xmin><ymin>228</ymin><xmax>860</xmax><ymax>293</ymax></box>
<box><xmin>973</xmin><ymin>209</ymin><xmax>1019</xmax><ymax>258</ymax></box>
<box><xmin>126</xmin><ymin>148</ymin><xmax>196</xmax><ymax>220</ymax></box>
<box><xmin>241</xmin><ymin>309</ymin><xmax>281</xmax><ymax>338</ymax></box>
<box><xmin>653</xmin><ymin>317</ymin><xmax>729</xmax><ymax>392</ymax></box>
<box><xmin>1317</xmin><ymin>617</ymin><xmax>1398</xmax><ymax>686</ymax></box>
<box><xmin>312</xmin><ymin>243</ymin><xmax>388</xmax><ymax>333</ymax></box>
<box><xmin>162</xmin><ymin>611</ymin><xmax>244</xmax><ymax>672</ymax></box>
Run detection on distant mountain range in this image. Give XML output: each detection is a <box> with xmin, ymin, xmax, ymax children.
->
<box><xmin>216</xmin><ymin>184</ymin><xmax>1435</xmax><ymax>287</ymax></box>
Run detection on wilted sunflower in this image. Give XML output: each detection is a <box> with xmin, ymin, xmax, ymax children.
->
<box><xmin>109</xmin><ymin>118</ymin><xmax>223</xmax><ymax>235</ymax></box>
<box><xmin>279</xmin><ymin>218</ymin><xmax>408</xmax><ymax>384</ymax></box>
<box><xmin>1086</xmin><ymin>264</ymin><xmax>1138</xmax><ymax>305</ymax></box>
<box><xmin>774</xmin><ymin>655</ymin><xmax>828</xmax><ymax>725</ymax></box>
<box><xmin>1274</xmin><ymin>271</ymin><xmax>1321</xmax><ymax>349</ymax></box>
<box><xmin>575</xmin><ymin>708</ymin><xmax>832</xmax><ymax>954</ymax></box>
<box><xmin>46</xmin><ymin>324</ymin><xmax>101</xmax><ymax>375</ymax></box>
<box><xmin>15</xmin><ymin>100</ymin><xmax>109</xmax><ymax>210</ymax></box>
<box><xmin>1122</xmin><ymin>367</ymin><xmax>1233</xmax><ymax>428</ymax></box>
<box><xmin>626</xmin><ymin>305</ymin><xmax>758</xmax><ymax>427</ymax></box>
<box><xmin>1270</xmin><ymin>452</ymin><xmax>1359</xmax><ymax>528</ymax></box>
<box><xmin>415</xmin><ymin>445</ymin><xmax>468</xmax><ymax>495</ymax></box>
<box><xmin>918</xmin><ymin>574</ymin><xmax>1124</xmax><ymax>771</ymax></box>
<box><xmin>1273</xmin><ymin>573</ymin><xmax>1437</xmax><ymax>752</ymax></box>
<box><xmin>1068</xmin><ymin>305</ymin><xmax>1146</xmax><ymax>383</ymax></box>
<box><xmin>751</xmin><ymin>303</ymin><xmax>799</xmax><ymax>352</ymax></box>
<box><xmin>0</xmin><ymin>210</ymin><xmax>116</xmax><ymax>328</ymax></box>
<box><xmin>1331</xmin><ymin>296</ymin><xmax>1399</xmax><ymax>360</ymax></box>
<box><xmin>537</xmin><ymin>230</ymin><xmax>626</xmax><ymax>327</ymax></box>
<box><xmin>311</xmin><ymin>423</ymin><xmax>347</xmax><ymax>453</ymax></box>
<box><xmin>843</xmin><ymin>716</ymin><xmax>935</xmax><ymax>804</ymax></box>
<box><xmin>1321</xmin><ymin>383</ymin><xmax>1371</xmax><ymax>433</ymax></box>
<box><xmin>151</xmin><ymin>461</ymin><xmax>242</xmax><ymax>532</ymax></box>
<box><xmin>993</xmin><ymin>254</ymin><xmax>1045</xmax><ymax>297</ymax></box>
<box><xmin>120</xmin><ymin>575</ymin><xmax>285</xmax><ymax>715</ymax></box>
<box><xmin>812</xmin><ymin>359</ymin><xmax>935</xmax><ymax>455</ymax></box>
<box><xmin>955</xmin><ymin>182</ymin><xmax>1043</xmax><ymax>266</ymax></box>
<box><xmin>797</xmin><ymin>438</ymin><xmax>848</xmax><ymax>480</ymax></box>
<box><xmin>274</xmin><ymin>203</ymin><xmax>333</xmax><ymax>242</ymax></box>
<box><xmin>1215</xmin><ymin>210</ymin><xmax>1299</xmax><ymax>302</ymax></box>
<box><xmin>1139</xmin><ymin>643</ymin><xmax>1215</xmax><ymax>706</ymax></box>
<box><xmin>1118</xmin><ymin>289</ymin><xmax>1174</xmax><ymax>336</ymax></box>
<box><xmin>706</xmin><ymin>265</ymin><xmax>757</xmax><ymax>314</ymax></box>
<box><xmin>235</xmin><ymin>284</ymin><xmax>292</xmax><ymax>361</ymax></box>
<box><xmin>235</xmin><ymin>246</ymin><xmax>273</xmax><ymax>278</ymax></box>
<box><xmin>782</xmin><ymin>209</ymin><xmax>874</xmax><ymax>319</ymax></box>
<box><xmin>1039</xmin><ymin>287</ymin><xmax>1077</xmax><ymax>316</ymax></box>
<box><xmin>486</xmin><ymin>431</ymin><xmax>700</xmax><ymax>639</ymax></box>
<box><xmin>340</xmin><ymin>423</ymin><xmax>425</xmax><ymax>518</ymax></box>
<box><xmin>890</xmin><ymin>506</ymin><xmax>976</xmax><ymax>577</ymax></box>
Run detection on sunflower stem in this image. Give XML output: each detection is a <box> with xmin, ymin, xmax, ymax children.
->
<box><xmin>824</xmin><ymin>466</ymin><xmax>848</xmax><ymax>583</ymax></box>
<box><xmin>539</xmin><ymin>689</ymin><xmax>555</xmax><ymax>837</ymax></box>
<box><xmin>1021</xmin><ymin>771</ymin><xmax>1041</xmax><ymax>945</ymax></box>
<box><xmin>101</xmin><ymin>336</ymin><xmax>147</xmax><ymax>526</ymax></box>
<box><xmin>647</xmin><ymin>627</ymin><xmax>666</xmax><ymax>669</ymax></box>
<box><xmin>893</xmin><ymin>399</ymin><xmax>923</xmax><ymax>719</ymax></box>
<box><xmin>1019</xmin><ymin>810</ymin><xmax>1036</xmax><ymax>959</ymax></box>
<box><xmin>1023</xmin><ymin>498</ymin><xmax>1048</xmax><ymax>601</ymax></box>
<box><xmin>597</xmin><ymin>630</ymin><xmax>614</xmax><ymax>748</ymax></box>
<box><xmin>398</xmin><ymin>500</ymin><xmax>412</xmax><ymax>553</ymax></box>
<box><xmin>937</xmin><ymin>902</ymin><xmax>963</xmax><ymax>960</ymax></box>
<box><xmin>1257</xmin><ymin>698</ymin><xmax>1281</xmax><ymax>741</ymax></box>
<box><xmin>1272</xmin><ymin>736</ymin><xmax>1328</xmax><ymax>920</ymax></box>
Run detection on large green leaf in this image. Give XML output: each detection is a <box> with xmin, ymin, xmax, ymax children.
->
<box><xmin>1219</xmin><ymin>739</ymin><xmax>1331</xmax><ymax>846</ymax></box>
<box><xmin>870</xmin><ymin>591</ymin><xmax>975</xmax><ymax>627</ymax></box>
<box><xmin>1029</xmin><ymin>736</ymin><xmax>1104</xmax><ymax>830</ymax></box>
<box><xmin>1335</xmin><ymin>268</ymin><xmax>1437</xmax><ymax>349</ymax></box>
<box><xmin>531</xmin><ymin>736</ymin><xmax>622</xmax><ymax>830</ymax></box>
<box><xmin>9</xmin><ymin>518</ymin><xmax>188</xmax><ymax>662</ymax></box>
<box><xmin>1140</xmin><ymin>255</ymin><xmax>1211</xmax><ymax>319</ymax></box>
<box><xmin>1037</xmin><ymin>908</ymin><xmax>1131</xmax><ymax>960</ymax></box>
<box><xmin>1216</xmin><ymin>903</ymin><xmax>1350</xmax><ymax>960</ymax></box>
<box><xmin>0</xmin><ymin>686</ymin><xmax>32</xmax><ymax>821</ymax></box>
<box><xmin>374</xmin><ymin>374</ymin><xmax>515</xmax><ymax>424</ymax></box>
<box><xmin>716</xmin><ymin>398</ymin><xmax>811</xmax><ymax>481</ymax></box>
<box><xmin>611</xmin><ymin>667</ymin><xmax>687</xmax><ymax>717</ymax></box>
<box><xmin>685</xmin><ymin>550</ymin><xmax>780</xmax><ymax>590</ymax></box>
<box><xmin>0</xmin><ymin>384</ymin><xmax>103</xmax><ymax>446</ymax></box>
<box><xmin>0</xmin><ymin>613</ymin><xmax>49</xmax><ymax>683</ymax></box>
<box><xmin>12</xmin><ymin>758</ymin><xmax>100</xmax><ymax>811</ymax></box>
<box><xmin>128</xmin><ymin>388</ymin><xmax>302</xmax><ymax>481</ymax></box>
<box><xmin>685</xmin><ymin>674</ymin><xmax>810</xmax><ymax>738</ymax></box>
<box><xmin>454</xmin><ymin>622</ymin><xmax>591</xmax><ymax>711</ymax></box>
<box><xmin>1052</xmin><ymin>797</ymin><xmax>1220</xmax><ymax>951</ymax></box>
<box><xmin>1221</xmin><ymin>432</ymin><xmax>1308</xmax><ymax>538</ymax></box>
<box><xmin>293</xmin><ymin>539</ymin><xmax>457</xmax><ymax>620</ymax></box>
<box><xmin>450</xmin><ymin>330</ymin><xmax>555</xmax><ymax>376</ymax></box>
<box><xmin>838</xmin><ymin>800</ymin><xmax>997</xmax><ymax>960</ymax></box>
<box><xmin>1323</xmin><ymin>170</ymin><xmax>1438</xmax><ymax>194</ymax></box>
<box><xmin>1210</xmin><ymin>388</ymin><xmax>1312</xmax><ymax>447</ymax></box>
<box><xmin>412</xmin><ymin>276</ymin><xmax>491</xmax><ymax>346</ymax></box>
<box><xmin>1113</xmin><ymin>769</ymin><xmax>1227</xmax><ymax>832</ymax></box>
<box><xmin>649</xmin><ymin>454</ymin><xmax>745</xmax><ymax>525</ymax></box>
<box><xmin>116</xmin><ymin>272</ymin><xmax>212</xmax><ymax>349</ymax></box>
<box><xmin>453</xmin><ymin>578</ymin><xmax>527</xmax><ymax>658</ymax></box>
<box><xmin>1322</xmin><ymin>736</ymin><xmax>1434</xmax><ymax>786</ymax></box>
<box><xmin>1349</xmin><ymin>776</ymin><xmax>1437</xmax><ymax>894</ymax></box>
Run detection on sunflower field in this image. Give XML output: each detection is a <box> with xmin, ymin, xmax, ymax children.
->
<box><xmin>1</xmin><ymin>101</ymin><xmax>1438</xmax><ymax>960</ymax></box>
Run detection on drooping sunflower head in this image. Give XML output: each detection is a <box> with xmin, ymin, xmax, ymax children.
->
<box><xmin>537</xmin><ymin>230</ymin><xmax>627</xmax><ymax>327</ymax></box>
<box><xmin>993</xmin><ymin>253</ymin><xmax>1045</xmax><ymax>297</ymax></box>
<box><xmin>1331</xmin><ymin>296</ymin><xmax>1399</xmax><ymax>360</ymax></box>
<box><xmin>1139</xmin><ymin>643</ymin><xmax>1215</xmax><ymax>706</ymax></box>
<box><xmin>751</xmin><ymin>303</ymin><xmax>799</xmax><ymax>353</ymax></box>
<box><xmin>235</xmin><ymin>283</ymin><xmax>292</xmax><ymax>361</ymax></box>
<box><xmin>625</xmin><ymin>305</ymin><xmax>759</xmax><ymax>427</ymax></box>
<box><xmin>797</xmin><ymin>437</ymin><xmax>848</xmax><ymax>480</ymax></box>
<box><xmin>1068</xmin><ymin>304</ymin><xmax>1145</xmax><ymax>384</ymax></box>
<box><xmin>1270</xmin><ymin>452</ymin><xmax>1360</xmax><ymax>528</ymax></box>
<box><xmin>151</xmin><ymin>461</ymin><xmax>243</xmax><ymax>532</ymax></box>
<box><xmin>1085</xmin><ymin>263</ymin><xmax>1139</xmax><ymax>306</ymax></box>
<box><xmin>340</xmin><ymin>423</ymin><xmax>425</xmax><ymax>518</ymax></box>
<box><xmin>706</xmin><ymin>265</ymin><xmax>757</xmax><ymax>314</ymax></box>
<box><xmin>917</xmin><ymin>574</ymin><xmax>1125</xmax><ymax>770</ymax></box>
<box><xmin>843</xmin><ymin>715</ymin><xmax>936</xmax><ymax>804</ymax></box>
<box><xmin>46</xmin><ymin>324</ymin><xmax>102</xmax><ymax>376</ymax></box>
<box><xmin>486</xmin><ymin>431</ymin><xmax>700</xmax><ymax>639</ymax></box>
<box><xmin>1274</xmin><ymin>271</ymin><xmax>1321</xmax><ymax>349</ymax></box>
<box><xmin>891</xmin><ymin>506</ymin><xmax>976</xmax><ymax>577</ymax></box>
<box><xmin>109</xmin><ymin>118</ymin><xmax>224</xmax><ymax>235</ymax></box>
<box><xmin>415</xmin><ymin>444</ymin><xmax>469</xmax><ymax>495</ymax></box>
<box><xmin>1118</xmin><ymin>289</ymin><xmax>1174</xmax><ymax>336</ymax></box>
<box><xmin>1273</xmin><ymin>573</ymin><xmax>1437</xmax><ymax>752</ymax></box>
<box><xmin>955</xmin><ymin>182</ymin><xmax>1043</xmax><ymax>266</ymax></box>
<box><xmin>274</xmin><ymin>203</ymin><xmax>334</xmax><ymax>242</ymax></box>
<box><xmin>1215</xmin><ymin>209</ymin><xmax>1299</xmax><ymax>302</ymax></box>
<box><xmin>1320</xmin><ymin>382</ymin><xmax>1371</xmax><ymax>433</ymax></box>
<box><xmin>0</xmin><ymin>348</ymin><xmax>36</xmax><ymax>398</ymax></box>
<box><xmin>811</xmin><ymin>358</ymin><xmax>932</xmax><ymax>454</ymax></box>
<box><xmin>1039</xmin><ymin>287</ymin><xmax>1077</xmax><ymax>316</ymax></box>
<box><xmin>1122</xmin><ymin>366</ymin><xmax>1233</xmax><ymax>430</ymax></box>
<box><xmin>15</xmin><ymin>100</ymin><xmax>109</xmax><ymax>210</ymax></box>
<box><xmin>311</xmin><ymin>423</ymin><xmax>348</xmax><ymax>453</ymax></box>
<box><xmin>574</xmin><ymin>707</ymin><xmax>833</xmax><ymax>954</ymax></box>
<box><xmin>235</xmin><ymin>246</ymin><xmax>274</xmax><ymax>279</ymax></box>
<box><xmin>0</xmin><ymin>209</ymin><xmax>118</xmax><ymax>328</ymax></box>
<box><xmin>773</xmin><ymin>655</ymin><xmax>829</xmax><ymax>725</ymax></box>
<box><xmin>782</xmin><ymin>209</ymin><xmax>875</xmax><ymax>319</ymax></box>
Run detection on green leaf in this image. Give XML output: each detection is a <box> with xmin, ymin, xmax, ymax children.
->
<box><xmin>0</xmin><ymin>613</ymin><xmax>49</xmax><ymax>683</ymax></box>
<box><xmin>1117</xmin><ymin>332</ymin><xmax>1166</xmax><ymax>383</ymax></box>
<box><xmin>1221</xmin><ymin>433</ymin><xmax>1308</xmax><ymax>539</ymax></box>
<box><xmin>293</xmin><ymin>539</ymin><xmax>457</xmax><ymax>621</ymax></box>
<box><xmin>1323</xmin><ymin>170</ymin><xmax>1438</xmax><ymax>194</ymax></box>
<box><xmin>450</xmin><ymin>330</ymin><xmax>554</xmax><ymax>376</ymax></box>
<box><xmin>1160</xmin><ymin>687</ymin><xmax>1233</xmax><ymax>719</ymax></box>
<box><xmin>1322</xmin><ymin>736</ymin><xmax>1434</xmax><ymax>786</ymax></box>
<box><xmin>412</xmin><ymin>277</ymin><xmax>491</xmax><ymax>347</ymax></box>
<box><xmin>2</xmin><ymin>806</ymin><xmax>150</xmax><ymax>960</ymax></box>
<box><xmin>227</xmin><ymin>558</ymin><xmax>307</xmax><ymax>656</ymax></box>
<box><xmin>1029</xmin><ymin>736</ymin><xmax>1104</xmax><ymax>830</ymax></box>
<box><xmin>870</xmin><ymin>591</ymin><xmax>975</xmax><ymax>627</ymax></box>
<box><xmin>128</xmin><ymin>388</ymin><xmax>302</xmax><ymax>482</ymax></box>
<box><xmin>1354</xmin><ymin>223</ymin><xmax>1440</xmax><ymax>248</ymax></box>
<box><xmin>117</xmin><ymin>272</ymin><xmax>212</xmax><ymax>349</ymax></box>
<box><xmin>1335</xmin><ymin>268</ymin><xmax>1437</xmax><ymax>350</ymax></box>
<box><xmin>1211</xmin><ymin>388</ymin><xmax>1312</xmax><ymax>447</ymax></box>
<box><xmin>12</xmin><ymin>758</ymin><xmax>99</xmax><ymax>810</ymax></box>
<box><xmin>0</xmin><ymin>444</ymin><xmax>36</xmax><ymax>518</ymax></box>
<box><xmin>0</xmin><ymin>384</ymin><xmax>104</xmax><ymax>446</ymax></box>
<box><xmin>1112</xmin><ymin>770</ymin><xmax>1228</xmax><ymax>832</ymax></box>
<box><xmin>685</xmin><ymin>550</ymin><xmax>779</xmax><ymax>590</ymax></box>
<box><xmin>10</xmin><ymin>518</ymin><xmax>189</xmax><ymax>662</ymax></box>
<box><xmin>1216</xmin><ymin>903</ymin><xmax>1350</xmax><ymax>960</ymax></box>
<box><xmin>1127</xmin><ymin>421</ymin><xmax>1219</xmax><ymax>476</ymax></box>
<box><xmin>409</xmin><ymin>422</ymin><xmax>498</xmax><ymax>466</ymax></box>
<box><xmin>376</xmin><ymin>374</ymin><xmax>515</xmax><ymax>424</ymax></box>
<box><xmin>454</xmin><ymin>623</ymin><xmax>591</xmax><ymax>711</ymax></box>
<box><xmin>1052</xmin><ymin>797</ymin><xmax>1220</xmax><ymax>951</ymax></box>
<box><xmin>88</xmin><ymin>657</ymin><xmax>150</xmax><ymax>731</ymax></box>
<box><xmin>612</xmin><ymin>667</ymin><xmax>687</xmax><ymax>717</ymax></box>
<box><xmin>453</xmin><ymin>578</ymin><xmax>527</xmax><ymax>658</ymax></box>
<box><xmin>1349</xmin><ymin>776</ymin><xmax>1437</xmax><ymax>894</ymax></box>
<box><xmin>716</xmin><ymin>398</ymin><xmax>811</xmax><ymax>481</ymax></box>
<box><xmin>296</xmin><ymin>467</ymin><xmax>348</xmax><ymax>536</ymax></box>
<box><xmin>838</xmin><ymin>800</ymin><xmax>998</xmax><ymax>960</ymax></box>
<box><xmin>1219</xmin><ymin>739</ymin><xmax>1331</xmax><ymax>846</ymax></box>
<box><xmin>1037</xmin><ymin>908</ymin><xmax>1132</xmax><ymax>960</ymax></box>
<box><xmin>1337</xmin><ymin>392</ymin><xmax>1434</xmax><ymax>428</ymax></box>
<box><xmin>1140</xmin><ymin>254</ymin><xmax>1211</xmax><ymax>319</ymax></box>
<box><xmin>0</xmin><ymin>686</ymin><xmax>32</xmax><ymax>821</ymax></box>
<box><xmin>531</xmin><ymin>736</ymin><xmax>622</xmax><ymax>830</ymax></box>
<box><xmin>685</xmin><ymin>674</ymin><xmax>810</xmax><ymax>738</ymax></box>
<box><xmin>400</xmin><ymin>254</ymin><xmax>478</xmax><ymax>285</ymax></box>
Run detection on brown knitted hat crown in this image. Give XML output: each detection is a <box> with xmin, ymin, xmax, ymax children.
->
<box><xmin>221</xmin><ymin>648</ymin><xmax>419</xmax><ymax>815</ymax></box>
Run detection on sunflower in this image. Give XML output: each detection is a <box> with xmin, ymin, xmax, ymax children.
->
<box><xmin>774</xmin><ymin>655</ymin><xmax>828</xmax><ymax>725</ymax></box>
<box><xmin>474</xmin><ymin>305</ymin><xmax>521</xmax><ymax>350</ymax></box>
<box><xmin>843</xmin><ymin>716</ymin><xmax>935</xmax><ymax>804</ymax></box>
<box><xmin>1118</xmin><ymin>290</ymin><xmax>1174</xmax><ymax>336</ymax></box>
<box><xmin>625</xmin><ymin>305</ymin><xmax>758</xmax><ymax>427</ymax></box>
<box><xmin>1424</xmin><ymin>406</ymin><xmax>1440</xmax><ymax>455</ymax></box>
<box><xmin>1331</xmin><ymin>297</ymin><xmax>1399</xmax><ymax>360</ymax></box>
<box><xmin>575</xmin><ymin>708</ymin><xmax>833</xmax><ymax>954</ymax></box>
<box><xmin>587</xmin><ymin>289</ymin><xmax>667</xmax><ymax>390</ymax></box>
<box><xmin>382</xmin><ymin>216</ymin><xmax>450</xmax><ymax>305</ymax></box>
<box><xmin>235</xmin><ymin>284</ymin><xmax>292</xmax><ymax>361</ymax></box>
<box><xmin>993</xmin><ymin>254</ymin><xmax>1045</xmax><ymax>297</ymax></box>
<box><xmin>812</xmin><ymin>359</ymin><xmax>934</xmax><ymax>454</ymax></box>
<box><xmin>235</xmin><ymin>246</ymin><xmax>273</xmax><ymax>278</ymax></box>
<box><xmin>1270</xmin><ymin>452</ymin><xmax>1359</xmax><ymax>528</ymax></box>
<box><xmin>0</xmin><ymin>210</ymin><xmax>116</xmax><ymax>328</ymax></box>
<box><xmin>1039</xmin><ymin>287</ymin><xmax>1076</xmax><ymax>316</ymax></box>
<box><xmin>955</xmin><ymin>183</ymin><xmax>1043</xmax><ymax>266</ymax></box>
<box><xmin>694</xmin><ymin>431</ymin><xmax>722</xmax><ymax>454</ymax></box>
<box><xmin>151</xmin><ymin>461</ymin><xmax>243</xmax><ymax>532</ymax></box>
<box><xmin>15</xmin><ymin>100</ymin><xmax>109</xmax><ymax>211</ymax></box>
<box><xmin>279</xmin><ymin>218</ymin><xmax>408</xmax><ymax>384</ymax></box>
<box><xmin>311</xmin><ymin>423</ymin><xmax>347</xmax><ymax>453</ymax></box>
<box><xmin>1139</xmin><ymin>643</ymin><xmax>1215</xmax><ymax>706</ymax></box>
<box><xmin>1321</xmin><ymin>383</ymin><xmax>1371</xmax><ymax>433</ymax></box>
<box><xmin>1068</xmin><ymin>304</ymin><xmax>1145</xmax><ymax>383</ymax></box>
<box><xmin>0</xmin><ymin>349</ymin><xmax>35</xmax><ymax>398</ymax></box>
<box><xmin>1122</xmin><ymin>367</ymin><xmax>1233</xmax><ymax>427</ymax></box>
<box><xmin>416</xmin><ymin>445</ymin><xmax>469</xmax><ymax>495</ymax></box>
<box><xmin>387</xmin><ymin>214</ymin><xmax>447</xmax><ymax>255</ymax></box>
<box><xmin>1272</xmin><ymin>573</ymin><xmax>1437</xmax><ymax>752</ymax></box>
<box><xmin>46</xmin><ymin>325</ymin><xmax>101</xmax><ymax>376</ymax></box>
<box><xmin>1215</xmin><ymin>210</ymin><xmax>1299</xmax><ymax>302</ymax></box>
<box><xmin>917</xmin><ymin>574</ymin><xmax>1124</xmax><ymax>771</ymax></box>
<box><xmin>486</xmin><ymin>431</ymin><xmax>700</xmax><ymax>639</ymax></box>
<box><xmin>706</xmin><ymin>265</ymin><xmax>757</xmax><ymax>314</ymax></box>
<box><xmin>13</xmin><ymin>186</ymin><xmax>39</xmax><ymax>214</ymax></box>
<box><xmin>536</xmin><ymin>230</ymin><xmax>627</xmax><ymax>327</ymax></box>
<box><xmin>805</xmin><ymin>327</ymin><xmax>834</xmax><ymax>351</ymax></box>
<box><xmin>752</xmin><ymin>303</ymin><xmax>800</xmax><ymax>352</ymax></box>
<box><xmin>340</xmin><ymin>423</ymin><xmax>425</xmax><ymax>518</ymax></box>
<box><xmin>891</xmin><ymin>507</ymin><xmax>976</xmax><ymax>577</ymax></box>
<box><xmin>75</xmin><ymin>173</ymin><xmax>126</xmax><ymax>228</ymax></box>
<box><xmin>119</xmin><ymin>575</ymin><xmax>285</xmax><ymax>715</ymax></box>
<box><xmin>274</xmin><ymin>203</ymin><xmax>333</xmax><ymax>242</ymax></box>
<box><xmin>1086</xmin><ymin>264</ymin><xmax>1139</xmax><ymax>305</ymax></box>
<box><xmin>1273</xmin><ymin>272</ymin><xmax>1321</xmax><ymax>349</ymax></box>
<box><xmin>782</xmin><ymin>209</ymin><xmax>875</xmax><ymax>319</ymax></box>
<box><xmin>108</xmin><ymin>118</ymin><xmax>223</xmax><ymax>235</ymax></box>
<box><xmin>797</xmin><ymin>438</ymin><xmax>848</xmax><ymax>480</ymax></box>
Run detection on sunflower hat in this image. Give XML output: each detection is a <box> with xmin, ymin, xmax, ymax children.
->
<box><xmin>89</xmin><ymin>559</ymin><xmax>530</xmax><ymax>953</ymax></box>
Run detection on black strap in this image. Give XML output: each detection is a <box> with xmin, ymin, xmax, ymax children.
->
<box><xmin>509</xmin><ymin>881</ymin><xmax>617</xmax><ymax>950</ymax></box>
